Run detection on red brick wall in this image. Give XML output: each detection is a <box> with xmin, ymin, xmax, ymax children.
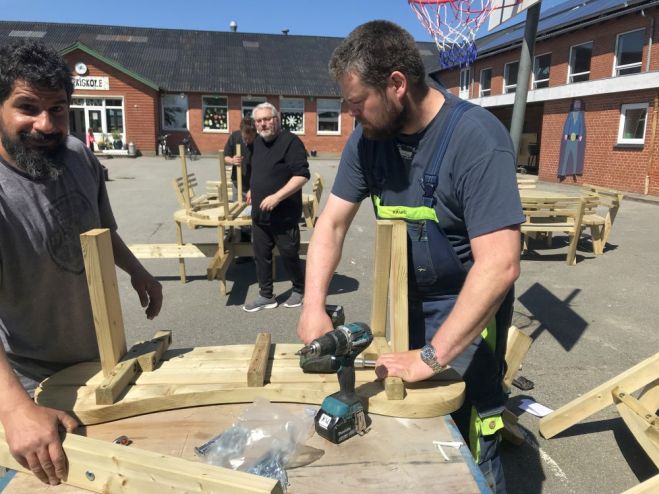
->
<box><xmin>539</xmin><ymin>91</ymin><xmax>658</xmax><ymax>194</ymax></box>
<box><xmin>64</xmin><ymin>50</ymin><xmax>159</xmax><ymax>155</ymax></box>
<box><xmin>437</xmin><ymin>7</ymin><xmax>659</xmax><ymax>193</ymax></box>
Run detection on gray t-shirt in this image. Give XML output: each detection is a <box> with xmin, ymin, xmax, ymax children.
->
<box><xmin>332</xmin><ymin>91</ymin><xmax>524</xmax><ymax>265</ymax></box>
<box><xmin>0</xmin><ymin>137</ymin><xmax>117</xmax><ymax>387</ymax></box>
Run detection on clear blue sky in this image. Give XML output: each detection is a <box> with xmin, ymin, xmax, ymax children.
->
<box><xmin>4</xmin><ymin>0</ymin><xmax>568</xmax><ymax>41</ymax></box>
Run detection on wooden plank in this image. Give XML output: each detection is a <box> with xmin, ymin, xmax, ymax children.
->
<box><xmin>370</xmin><ymin>221</ymin><xmax>393</xmax><ymax>337</ymax></box>
<box><xmin>128</xmin><ymin>243</ymin><xmax>208</xmax><ymax>258</ymax></box>
<box><xmin>179</xmin><ymin>145</ymin><xmax>192</xmax><ymax>210</ymax></box>
<box><xmin>362</xmin><ymin>336</ymin><xmax>405</xmax><ymax>401</ymax></box>
<box><xmin>95</xmin><ymin>359</ymin><xmax>140</xmax><ymax>405</ymax></box>
<box><xmin>503</xmin><ymin>326</ymin><xmax>533</xmax><ymax>390</ymax></box>
<box><xmin>247</xmin><ymin>332</ymin><xmax>271</xmax><ymax>387</ymax></box>
<box><xmin>621</xmin><ymin>474</ymin><xmax>659</xmax><ymax>494</ymax></box>
<box><xmin>539</xmin><ymin>353</ymin><xmax>659</xmax><ymax>439</ymax></box>
<box><xmin>129</xmin><ymin>330</ymin><xmax>172</xmax><ymax>372</ymax></box>
<box><xmin>1</xmin><ymin>405</ymin><xmax>482</xmax><ymax>494</ymax></box>
<box><xmin>80</xmin><ymin>229</ymin><xmax>127</xmax><ymax>377</ymax></box>
<box><xmin>389</xmin><ymin>220</ymin><xmax>409</xmax><ymax>353</ymax></box>
<box><xmin>614</xmin><ymin>390</ymin><xmax>659</xmax><ymax>467</ymax></box>
<box><xmin>0</xmin><ymin>423</ymin><xmax>282</xmax><ymax>494</ymax></box>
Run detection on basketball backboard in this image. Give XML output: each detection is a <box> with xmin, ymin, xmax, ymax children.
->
<box><xmin>488</xmin><ymin>0</ymin><xmax>540</xmax><ymax>31</ymax></box>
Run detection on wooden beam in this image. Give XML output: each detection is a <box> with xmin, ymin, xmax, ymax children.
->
<box><xmin>0</xmin><ymin>424</ymin><xmax>283</xmax><ymax>494</ymax></box>
<box><xmin>539</xmin><ymin>353</ymin><xmax>659</xmax><ymax>439</ymax></box>
<box><xmin>370</xmin><ymin>221</ymin><xmax>392</xmax><ymax>337</ymax></box>
<box><xmin>95</xmin><ymin>360</ymin><xmax>140</xmax><ymax>405</ymax></box>
<box><xmin>179</xmin><ymin>145</ymin><xmax>192</xmax><ymax>210</ymax></box>
<box><xmin>389</xmin><ymin>220</ymin><xmax>409</xmax><ymax>353</ymax></box>
<box><xmin>503</xmin><ymin>326</ymin><xmax>533</xmax><ymax>390</ymax></box>
<box><xmin>128</xmin><ymin>330</ymin><xmax>172</xmax><ymax>372</ymax></box>
<box><xmin>621</xmin><ymin>474</ymin><xmax>659</xmax><ymax>494</ymax></box>
<box><xmin>80</xmin><ymin>229</ymin><xmax>127</xmax><ymax>377</ymax></box>
<box><xmin>248</xmin><ymin>333</ymin><xmax>271</xmax><ymax>387</ymax></box>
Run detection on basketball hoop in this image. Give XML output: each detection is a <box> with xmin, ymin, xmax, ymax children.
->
<box><xmin>409</xmin><ymin>0</ymin><xmax>518</xmax><ymax>69</ymax></box>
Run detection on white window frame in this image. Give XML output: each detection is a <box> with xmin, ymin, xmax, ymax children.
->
<box><xmin>613</xmin><ymin>28</ymin><xmax>645</xmax><ymax>77</ymax></box>
<box><xmin>201</xmin><ymin>95</ymin><xmax>229</xmax><ymax>133</ymax></box>
<box><xmin>316</xmin><ymin>98</ymin><xmax>341</xmax><ymax>135</ymax></box>
<box><xmin>503</xmin><ymin>61</ymin><xmax>519</xmax><ymax>94</ymax></box>
<box><xmin>70</xmin><ymin>96</ymin><xmax>126</xmax><ymax>141</ymax></box>
<box><xmin>279</xmin><ymin>97</ymin><xmax>305</xmax><ymax>134</ymax></box>
<box><xmin>479</xmin><ymin>67</ymin><xmax>492</xmax><ymax>97</ymax></box>
<box><xmin>242</xmin><ymin>96</ymin><xmax>267</xmax><ymax>118</ymax></box>
<box><xmin>459</xmin><ymin>67</ymin><xmax>471</xmax><ymax>99</ymax></box>
<box><xmin>532</xmin><ymin>52</ymin><xmax>552</xmax><ymax>89</ymax></box>
<box><xmin>161</xmin><ymin>93</ymin><xmax>189</xmax><ymax>131</ymax></box>
<box><xmin>568</xmin><ymin>41</ymin><xmax>593</xmax><ymax>84</ymax></box>
<box><xmin>618</xmin><ymin>102</ymin><xmax>649</xmax><ymax>145</ymax></box>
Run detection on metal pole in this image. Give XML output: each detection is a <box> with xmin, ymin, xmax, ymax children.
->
<box><xmin>509</xmin><ymin>1</ymin><xmax>541</xmax><ymax>163</ymax></box>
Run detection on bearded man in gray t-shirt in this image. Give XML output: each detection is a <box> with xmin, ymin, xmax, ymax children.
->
<box><xmin>0</xmin><ymin>42</ymin><xmax>163</xmax><ymax>486</ymax></box>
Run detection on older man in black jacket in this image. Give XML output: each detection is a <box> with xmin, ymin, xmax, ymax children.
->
<box><xmin>243</xmin><ymin>102</ymin><xmax>310</xmax><ymax>312</ymax></box>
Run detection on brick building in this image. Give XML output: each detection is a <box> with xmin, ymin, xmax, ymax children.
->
<box><xmin>435</xmin><ymin>0</ymin><xmax>659</xmax><ymax>195</ymax></box>
<box><xmin>0</xmin><ymin>20</ymin><xmax>440</xmax><ymax>158</ymax></box>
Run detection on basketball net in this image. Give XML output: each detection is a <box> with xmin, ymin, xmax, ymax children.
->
<box><xmin>409</xmin><ymin>0</ymin><xmax>507</xmax><ymax>69</ymax></box>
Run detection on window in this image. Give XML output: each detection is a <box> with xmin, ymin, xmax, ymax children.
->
<box><xmin>504</xmin><ymin>61</ymin><xmax>519</xmax><ymax>94</ymax></box>
<box><xmin>280</xmin><ymin>97</ymin><xmax>304</xmax><ymax>133</ymax></box>
<box><xmin>479</xmin><ymin>68</ymin><xmax>492</xmax><ymax>97</ymax></box>
<box><xmin>618</xmin><ymin>103</ymin><xmax>648</xmax><ymax>145</ymax></box>
<box><xmin>533</xmin><ymin>53</ymin><xmax>551</xmax><ymax>89</ymax></box>
<box><xmin>459</xmin><ymin>68</ymin><xmax>470</xmax><ymax>99</ymax></box>
<box><xmin>202</xmin><ymin>96</ymin><xmax>228</xmax><ymax>132</ymax></box>
<box><xmin>614</xmin><ymin>29</ymin><xmax>644</xmax><ymax>76</ymax></box>
<box><xmin>242</xmin><ymin>96</ymin><xmax>267</xmax><ymax>118</ymax></box>
<box><xmin>162</xmin><ymin>94</ymin><xmax>188</xmax><ymax>130</ymax></box>
<box><xmin>317</xmin><ymin>98</ymin><xmax>341</xmax><ymax>134</ymax></box>
<box><xmin>568</xmin><ymin>42</ymin><xmax>593</xmax><ymax>83</ymax></box>
<box><xmin>106</xmin><ymin>108</ymin><xmax>124</xmax><ymax>133</ymax></box>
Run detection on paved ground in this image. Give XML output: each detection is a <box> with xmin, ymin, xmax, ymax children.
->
<box><xmin>102</xmin><ymin>155</ymin><xmax>658</xmax><ymax>494</ymax></box>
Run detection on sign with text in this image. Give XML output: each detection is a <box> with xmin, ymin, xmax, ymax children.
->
<box><xmin>72</xmin><ymin>76</ymin><xmax>110</xmax><ymax>91</ymax></box>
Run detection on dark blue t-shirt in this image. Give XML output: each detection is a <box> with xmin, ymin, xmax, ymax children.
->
<box><xmin>332</xmin><ymin>91</ymin><xmax>524</xmax><ymax>265</ymax></box>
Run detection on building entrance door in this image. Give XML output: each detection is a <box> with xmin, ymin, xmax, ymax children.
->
<box><xmin>69</xmin><ymin>107</ymin><xmax>85</xmax><ymax>143</ymax></box>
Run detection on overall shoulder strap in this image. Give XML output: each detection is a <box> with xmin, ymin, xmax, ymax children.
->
<box><xmin>422</xmin><ymin>99</ymin><xmax>473</xmax><ymax>208</ymax></box>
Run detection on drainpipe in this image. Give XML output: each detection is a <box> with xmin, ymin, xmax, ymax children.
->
<box><xmin>645</xmin><ymin>92</ymin><xmax>658</xmax><ymax>195</ymax></box>
<box><xmin>641</xmin><ymin>9</ymin><xmax>654</xmax><ymax>72</ymax></box>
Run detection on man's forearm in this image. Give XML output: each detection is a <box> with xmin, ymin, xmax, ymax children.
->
<box><xmin>304</xmin><ymin>215</ymin><xmax>346</xmax><ymax>311</ymax></box>
<box><xmin>273</xmin><ymin>176</ymin><xmax>308</xmax><ymax>202</ymax></box>
<box><xmin>110</xmin><ymin>231</ymin><xmax>149</xmax><ymax>277</ymax></box>
<box><xmin>0</xmin><ymin>346</ymin><xmax>33</xmax><ymax>419</ymax></box>
<box><xmin>431</xmin><ymin>228</ymin><xmax>520</xmax><ymax>366</ymax></box>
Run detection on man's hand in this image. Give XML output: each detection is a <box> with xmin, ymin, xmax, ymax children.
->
<box><xmin>245</xmin><ymin>190</ymin><xmax>251</xmax><ymax>205</ymax></box>
<box><xmin>130</xmin><ymin>270</ymin><xmax>163</xmax><ymax>320</ymax></box>
<box><xmin>297</xmin><ymin>307</ymin><xmax>333</xmax><ymax>344</ymax></box>
<box><xmin>2</xmin><ymin>402</ymin><xmax>78</xmax><ymax>485</ymax></box>
<box><xmin>375</xmin><ymin>350</ymin><xmax>435</xmax><ymax>383</ymax></box>
<box><xmin>232</xmin><ymin>156</ymin><xmax>243</xmax><ymax>166</ymax></box>
<box><xmin>259</xmin><ymin>194</ymin><xmax>281</xmax><ymax>212</ymax></box>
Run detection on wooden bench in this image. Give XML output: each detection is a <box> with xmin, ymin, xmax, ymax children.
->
<box><xmin>172</xmin><ymin>173</ymin><xmax>219</xmax><ymax>210</ymax></box>
<box><xmin>580</xmin><ymin>184</ymin><xmax>624</xmax><ymax>255</ymax></box>
<box><xmin>520</xmin><ymin>196</ymin><xmax>586</xmax><ymax>266</ymax></box>
<box><xmin>516</xmin><ymin>173</ymin><xmax>538</xmax><ymax>190</ymax></box>
<box><xmin>302</xmin><ymin>172</ymin><xmax>324</xmax><ymax>228</ymax></box>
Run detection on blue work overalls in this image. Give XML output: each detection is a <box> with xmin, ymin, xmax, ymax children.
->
<box><xmin>363</xmin><ymin>99</ymin><xmax>512</xmax><ymax>493</ymax></box>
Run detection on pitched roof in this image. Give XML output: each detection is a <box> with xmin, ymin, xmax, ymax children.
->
<box><xmin>0</xmin><ymin>20</ymin><xmax>442</xmax><ymax>96</ymax></box>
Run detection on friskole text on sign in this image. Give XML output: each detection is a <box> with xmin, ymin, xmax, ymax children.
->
<box><xmin>72</xmin><ymin>76</ymin><xmax>110</xmax><ymax>90</ymax></box>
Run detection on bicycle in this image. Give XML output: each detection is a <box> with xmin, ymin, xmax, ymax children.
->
<box><xmin>182</xmin><ymin>134</ymin><xmax>200</xmax><ymax>161</ymax></box>
<box><xmin>157</xmin><ymin>134</ymin><xmax>176</xmax><ymax>160</ymax></box>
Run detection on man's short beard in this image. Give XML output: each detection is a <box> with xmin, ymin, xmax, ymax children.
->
<box><xmin>1</xmin><ymin>131</ymin><xmax>65</xmax><ymax>180</ymax></box>
<box><xmin>360</xmin><ymin>99</ymin><xmax>408</xmax><ymax>140</ymax></box>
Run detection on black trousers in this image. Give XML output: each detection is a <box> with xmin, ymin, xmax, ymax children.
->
<box><xmin>252</xmin><ymin>222</ymin><xmax>304</xmax><ymax>298</ymax></box>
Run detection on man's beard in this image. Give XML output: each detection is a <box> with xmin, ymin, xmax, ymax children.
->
<box><xmin>258</xmin><ymin>126</ymin><xmax>279</xmax><ymax>142</ymax></box>
<box><xmin>0</xmin><ymin>130</ymin><xmax>65</xmax><ymax>179</ymax></box>
<box><xmin>359</xmin><ymin>100</ymin><xmax>407</xmax><ymax>140</ymax></box>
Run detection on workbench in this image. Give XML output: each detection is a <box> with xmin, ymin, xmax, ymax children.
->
<box><xmin>0</xmin><ymin>403</ymin><xmax>488</xmax><ymax>494</ymax></box>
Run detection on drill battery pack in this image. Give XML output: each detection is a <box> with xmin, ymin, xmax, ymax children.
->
<box><xmin>314</xmin><ymin>393</ymin><xmax>370</xmax><ymax>444</ymax></box>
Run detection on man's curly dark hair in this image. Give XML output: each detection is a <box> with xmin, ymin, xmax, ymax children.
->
<box><xmin>0</xmin><ymin>41</ymin><xmax>73</xmax><ymax>104</ymax></box>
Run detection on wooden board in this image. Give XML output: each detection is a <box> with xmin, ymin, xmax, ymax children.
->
<box><xmin>1</xmin><ymin>404</ymin><xmax>484</xmax><ymax>494</ymax></box>
<box><xmin>34</xmin><ymin>343</ymin><xmax>465</xmax><ymax>425</ymax></box>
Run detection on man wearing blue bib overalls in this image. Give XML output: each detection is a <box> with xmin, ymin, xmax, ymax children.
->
<box><xmin>297</xmin><ymin>21</ymin><xmax>524</xmax><ymax>493</ymax></box>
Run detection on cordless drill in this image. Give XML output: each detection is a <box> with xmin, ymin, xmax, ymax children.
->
<box><xmin>296</xmin><ymin>322</ymin><xmax>374</xmax><ymax>444</ymax></box>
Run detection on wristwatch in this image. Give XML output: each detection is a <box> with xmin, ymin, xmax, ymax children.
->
<box><xmin>420</xmin><ymin>344</ymin><xmax>448</xmax><ymax>374</ymax></box>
